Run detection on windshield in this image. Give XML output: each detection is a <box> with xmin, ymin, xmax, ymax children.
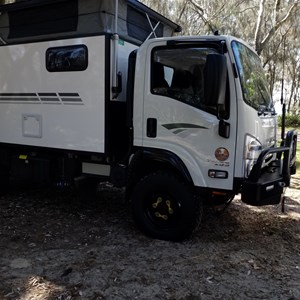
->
<box><xmin>232</xmin><ymin>41</ymin><xmax>272</xmax><ymax>111</ymax></box>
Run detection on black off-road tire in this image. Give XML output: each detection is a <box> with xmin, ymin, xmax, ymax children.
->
<box><xmin>131</xmin><ymin>171</ymin><xmax>202</xmax><ymax>241</ymax></box>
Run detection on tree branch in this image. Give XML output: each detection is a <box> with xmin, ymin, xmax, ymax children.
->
<box><xmin>187</xmin><ymin>0</ymin><xmax>216</xmax><ymax>33</ymax></box>
<box><xmin>274</xmin><ymin>0</ymin><xmax>281</xmax><ymax>24</ymax></box>
<box><xmin>254</xmin><ymin>0</ymin><xmax>266</xmax><ymax>54</ymax></box>
<box><xmin>257</xmin><ymin>2</ymin><xmax>299</xmax><ymax>55</ymax></box>
<box><xmin>175</xmin><ymin>0</ymin><xmax>189</xmax><ymax>25</ymax></box>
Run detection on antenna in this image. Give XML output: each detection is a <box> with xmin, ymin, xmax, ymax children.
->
<box><xmin>280</xmin><ymin>36</ymin><xmax>286</xmax><ymax>142</ymax></box>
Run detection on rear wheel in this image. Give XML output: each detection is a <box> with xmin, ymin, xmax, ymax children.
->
<box><xmin>131</xmin><ymin>171</ymin><xmax>202</xmax><ymax>241</ymax></box>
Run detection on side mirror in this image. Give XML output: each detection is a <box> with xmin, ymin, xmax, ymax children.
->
<box><xmin>203</xmin><ymin>54</ymin><xmax>227</xmax><ymax>106</ymax></box>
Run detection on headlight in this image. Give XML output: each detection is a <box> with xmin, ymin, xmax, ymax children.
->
<box><xmin>244</xmin><ymin>135</ymin><xmax>262</xmax><ymax>177</ymax></box>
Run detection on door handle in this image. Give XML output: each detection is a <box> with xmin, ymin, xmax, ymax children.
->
<box><xmin>147</xmin><ymin>118</ymin><xmax>157</xmax><ymax>138</ymax></box>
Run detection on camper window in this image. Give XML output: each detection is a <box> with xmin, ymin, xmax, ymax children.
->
<box><xmin>46</xmin><ymin>45</ymin><xmax>88</xmax><ymax>72</ymax></box>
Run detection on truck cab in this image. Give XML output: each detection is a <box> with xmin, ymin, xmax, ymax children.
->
<box><xmin>128</xmin><ymin>34</ymin><xmax>297</xmax><ymax>240</ymax></box>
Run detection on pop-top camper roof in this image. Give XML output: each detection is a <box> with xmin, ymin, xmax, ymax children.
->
<box><xmin>0</xmin><ymin>0</ymin><xmax>182</xmax><ymax>44</ymax></box>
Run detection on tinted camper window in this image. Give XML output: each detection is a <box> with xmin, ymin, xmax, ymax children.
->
<box><xmin>46</xmin><ymin>45</ymin><xmax>88</xmax><ymax>72</ymax></box>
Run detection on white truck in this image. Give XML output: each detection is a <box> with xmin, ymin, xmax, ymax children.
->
<box><xmin>0</xmin><ymin>0</ymin><xmax>297</xmax><ymax>241</ymax></box>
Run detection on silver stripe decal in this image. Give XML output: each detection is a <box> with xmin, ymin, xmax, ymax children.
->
<box><xmin>0</xmin><ymin>93</ymin><xmax>37</xmax><ymax>96</ymax></box>
<box><xmin>40</xmin><ymin>98</ymin><xmax>60</xmax><ymax>102</ymax></box>
<box><xmin>38</xmin><ymin>93</ymin><xmax>57</xmax><ymax>97</ymax></box>
<box><xmin>59</xmin><ymin>93</ymin><xmax>79</xmax><ymax>97</ymax></box>
<box><xmin>61</xmin><ymin>98</ymin><xmax>82</xmax><ymax>102</ymax></box>
<box><xmin>0</xmin><ymin>101</ymin><xmax>41</xmax><ymax>104</ymax></box>
<box><xmin>0</xmin><ymin>97</ymin><xmax>39</xmax><ymax>101</ymax></box>
<box><xmin>63</xmin><ymin>102</ymin><xmax>84</xmax><ymax>105</ymax></box>
<box><xmin>0</xmin><ymin>92</ymin><xmax>83</xmax><ymax>105</ymax></box>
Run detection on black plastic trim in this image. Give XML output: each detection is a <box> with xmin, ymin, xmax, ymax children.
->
<box><xmin>126</xmin><ymin>49</ymin><xmax>137</xmax><ymax>128</ymax></box>
<box><xmin>248</xmin><ymin>146</ymin><xmax>290</xmax><ymax>184</ymax></box>
<box><xmin>0</xmin><ymin>142</ymin><xmax>104</xmax><ymax>156</ymax></box>
<box><xmin>0</xmin><ymin>32</ymin><xmax>141</xmax><ymax>47</ymax></box>
<box><xmin>133</xmin><ymin>148</ymin><xmax>193</xmax><ymax>183</ymax></box>
<box><xmin>104</xmin><ymin>34</ymin><xmax>111</xmax><ymax>156</ymax></box>
<box><xmin>166</xmin><ymin>40</ymin><xmax>228</xmax><ymax>53</ymax></box>
<box><xmin>232</xmin><ymin>63</ymin><xmax>238</xmax><ymax>78</ymax></box>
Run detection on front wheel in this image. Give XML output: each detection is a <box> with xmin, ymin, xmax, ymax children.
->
<box><xmin>131</xmin><ymin>172</ymin><xmax>202</xmax><ymax>241</ymax></box>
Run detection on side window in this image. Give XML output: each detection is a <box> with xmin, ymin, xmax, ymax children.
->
<box><xmin>151</xmin><ymin>46</ymin><xmax>222</xmax><ymax>116</ymax></box>
<box><xmin>46</xmin><ymin>45</ymin><xmax>88</xmax><ymax>72</ymax></box>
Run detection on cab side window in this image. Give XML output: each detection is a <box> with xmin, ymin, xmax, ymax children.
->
<box><xmin>151</xmin><ymin>46</ymin><xmax>225</xmax><ymax>117</ymax></box>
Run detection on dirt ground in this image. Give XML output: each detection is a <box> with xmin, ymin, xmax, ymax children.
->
<box><xmin>0</xmin><ymin>175</ymin><xmax>299</xmax><ymax>300</ymax></box>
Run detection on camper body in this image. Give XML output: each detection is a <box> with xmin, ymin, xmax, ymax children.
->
<box><xmin>0</xmin><ymin>35</ymin><xmax>137</xmax><ymax>152</ymax></box>
<box><xmin>0</xmin><ymin>0</ymin><xmax>297</xmax><ymax>241</ymax></box>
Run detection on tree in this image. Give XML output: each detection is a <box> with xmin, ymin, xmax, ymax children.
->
<box><xmin>140</xmin><ymin>0</ymin><xmax>300</xmax><ymax>112</ymax></box>
<box><xmin>254</xmin><ymin>0</ymin><xmax>300</xmax><ymax>55</ymax></box>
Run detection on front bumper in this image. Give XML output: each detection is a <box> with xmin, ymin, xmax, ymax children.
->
<box><xmin>241</xmin><ymin>130</ymin><xmax>297</xmax><ymax>206</ymax></box>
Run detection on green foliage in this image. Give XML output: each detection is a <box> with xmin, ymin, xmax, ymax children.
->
<box><xmin>278</xmin><ymin>114</ymin><xmax>300</xmax><ymax>128</ymax></box>
<box><xmin>296</xmin><ymin>147</ymin><xmax>300</xmax><ymax>174</ymax></box>
<box><xmin>277</xmin><ymin>118</ymin><xmax>299</xmax><ymax>174</ymax></box>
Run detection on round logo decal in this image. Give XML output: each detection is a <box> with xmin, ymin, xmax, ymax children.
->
<box><xmin>215</xmin><ymin>147</ymin><xmax>229</xmax><ymax>162</ymax></box>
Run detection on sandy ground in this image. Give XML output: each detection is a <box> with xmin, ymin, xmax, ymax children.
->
<box><xmin>0</xmin><ymin>175</ymin><xmax>299</xmax><ymax>300</ymax></box>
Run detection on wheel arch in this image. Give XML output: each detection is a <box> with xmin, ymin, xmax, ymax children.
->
<box><xmin>128</xmin><ymin>148</ymin><xmax>193</xmax><ymax>187</ymax></box>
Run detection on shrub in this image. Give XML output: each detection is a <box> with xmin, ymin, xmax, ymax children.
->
<box><xmin>277</xmin><ymin>114</ymin><xmax>300</xmax><ymax>128</ymax></box>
